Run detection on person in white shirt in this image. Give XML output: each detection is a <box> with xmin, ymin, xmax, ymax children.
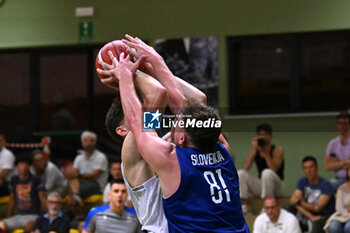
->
<box><xmin>64</xmin><ymin>131</ymin><xmax>108</xmax><ymax>208</ymax></box>
<box><xmin>253</xmin><ymin>196</ymin><xmax>301</xmax><ymax>233</ymax></box>
<box><xmin>30</xmin><ymin>149</ymin><xmax>68</xmax><ymax>197</ymax></box>
<box><xmin>0</xmin><ymin>134</ymin><xmax>15</xmax><ymax>197</ymax></box>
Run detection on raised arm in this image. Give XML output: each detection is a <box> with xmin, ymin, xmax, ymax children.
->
<box><xmin>111</xmin><ymin>53</ymin><xmax>178</xmax><ymax>196</ymax></box>
<box><xmin>98</xmin><ymin>51</ymin><xmax>168</xmax><ymax>111</ymax></box>
<box><xmin>123</xmin><ymin>35</ymin><xmax>187</xmax><ymax>113</ymax></box>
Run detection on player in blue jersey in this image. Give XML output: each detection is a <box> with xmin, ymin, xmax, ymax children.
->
<box><xmin>98</xmin><ymin>37</ymin><xmax>206</xmax><ymax>233</ymax></box>
<box><xmin>99</xmin><ymin>35</ymin><xmax>250</xmax><ymax>233</ymax></box>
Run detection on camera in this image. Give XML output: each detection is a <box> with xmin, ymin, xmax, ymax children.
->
<box><xmin>257</xmin><ymin>138</ymin><xmax>266</xmax><ymax>147</ymax></box>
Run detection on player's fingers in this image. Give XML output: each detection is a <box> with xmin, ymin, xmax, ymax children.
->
<box><xmin>134</xmin><ymin>36</ymin><xmax>144</xmax><ymax>44</ymax></box>
<box><xmin>134</xmin><ymin>55</ymin><xmax>145</xmax><ymax>68</ymax></box>
<box><xmin>107</xmin><ymin>50</ymin><xmax>116</xmax><ymax>61</ymax></box>
<box><xmin>125</xmin><ymin>54</ymin><xmax>133</xmax><ymax>61</ymax></box>
<box><xmin>99</xmin><ymin>60</ymin><xmax>113</xmax><ymax>70</ymax></box>
<box><xmin>96</xmin><ymin>68</ymin><xmax>111</xmax><ymax>76</ymax></box>
<box><xmin>126</xmin><ymin>46</ymin><xmax>135</xmax><ymax>56</ymax></box>
<box><xmin>107</xmin><ymin>50</ymin><xmax>119</xmax><ymax>65</ymax></box>
<box><xmin>125</xmin><ymin>34</ymin><xmax>138</xmax><ymax>43</ymax></box>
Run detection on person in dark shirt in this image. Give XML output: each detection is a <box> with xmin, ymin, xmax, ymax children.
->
<box><xmin>0</xmin><ymin>153</ymin><xmax>46</xmax><ymax>233</ymax></box>
<box><xmin>32</xmin><ymin>192</ymin><xmax>70</xmax><ymax>233</ymax></box>
<box><xmin>285</xmin><ymin>156</ymin><xmax>335</xmax><ymax>233</ymax></box>
<box><xmin>238</xmin><ymin>123</ymin><xmax>285</xmax><ymax>214</ymax></box>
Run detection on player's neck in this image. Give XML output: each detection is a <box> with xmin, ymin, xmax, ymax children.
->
<box><xmin>110</xmin><ymin>203</ymin><xmax>124</xmax><ymax>214</ymax></box>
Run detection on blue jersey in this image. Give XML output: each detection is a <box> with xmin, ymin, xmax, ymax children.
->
<box><xmin>163</xmin><ymin>142</ymin><xmax>250</xmax><ymax>233</ymax></box>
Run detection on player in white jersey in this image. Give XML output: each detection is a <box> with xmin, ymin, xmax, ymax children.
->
<box><xmin>99</xmin><ymin>37</ymin><xmax>206</xmax><ymax>232</ymax></box>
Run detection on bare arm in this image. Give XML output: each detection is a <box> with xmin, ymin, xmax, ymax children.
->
<box><xmin>123</xmin><ymin>35</ymin><xmax>186</xmax><ymax>113</ymax></box>
<box><xmin>324</xmin><ymin>156</ymin><xmax>350</xmax><ymax>171</ymax></box>
<box><xmin>112</xmin><ymin>53</ymin><xmax>178</xmax><ymax>197</ymax></box>
<box><xmin>134</xmin><ymin>70</ymin><xmax>168</xmax><ymax>110</ymax></box>
<box><xmin>39</xmin><ymin>191</ymin><xmax>47</xmax><ymax>212</ymax></box>
<box><xmin>218</xmin><ymin>134</ymin><xmax>231</xmax><ymax>155</ymax></box>
<box><xmin>290</xmin><ymin>189</ymin><xmax>303</xmax><ymax>205</ymax></box>
<box><xmin>242</xmin><ymin>148</ymin><xmax>256</xmax><ymax>171</ymax></box>
<box><xmin>98</xmin><ymin>50</ymin><xmax>169</xmax><ymax>111</ymax></box>
<box><xmin>0</xmin><ymin>169</ymin><xmax>11</xmax><ymax>180</ymax></box>
<box><xmin>299</xmin><ymin>194</ymin><xmax>331</xmax><ymax>214</ymax></box>
<box><xmin>296</xmin><ymin>205</ymin><xmax>321</xmax><ymax>221</ymax></box>
<box><xmin>79</xmin><ymin>169</ymin><xmax>103</xmax><ymax>180</ymax></box>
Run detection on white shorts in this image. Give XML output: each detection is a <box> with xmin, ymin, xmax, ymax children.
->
<box><xmin>122</xmin><ymin>164</ymin><xmax>168</xmax><ymax>233</ymax></box>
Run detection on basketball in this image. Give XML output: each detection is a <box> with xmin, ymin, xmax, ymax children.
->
<box><xmin>95</xmin><ymin>40</ymin><xmax>129</xmax><ymax>79</ymax></box>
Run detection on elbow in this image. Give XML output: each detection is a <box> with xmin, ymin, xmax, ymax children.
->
<box><xmin>157</xmin><ymin>86</ymin><xmax>168</xmax><ymax>103</ymax></box>
<box><xmin>149</xmin><ymin>86</ymin><xmax>168</xmax><ymax>109</ymax></box>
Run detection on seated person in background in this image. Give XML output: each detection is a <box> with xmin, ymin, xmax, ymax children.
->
<box><xmin>0</xmin><ymin>153</ymin><xmax>46</xmax><ymax>233</ymax></box>
<box><xmin>253</xmin><ymin>196</ymin><xmax>301</xmax><ymax>233</ymax></box>
<box><xmin>285</xmin><ymin>155</ymin><xmax>335</xmax><ymax>233</ymax></box>
<box><xmin>31</xmin><ymin>192</ymin><xmax>70</xmax><ymax>233</ymax></box>
<box><xmin>30</xmin><ymin>149</ymin><xmax>68</xmax><ymax>197</ymax></box>
<box><xmin>0</xmin><ymin>134</ymin><xmax>15</xmax><ymax>197</ymax></box>
<box><xmin>103</xmin><ymin>158</ymin><xmax>122</xmax><ymax>204</ymax></box>
<box><xmin>325</xmin><ymin>168</ymin><xmax>350</xmax><ymax>233</ymax></box>
<box><xmin>324</xmin><ymin>112</ymin><xmax>350</xmax><ymax>190</ymax></box>
<box><xmin>102</xmin><ymin>158</ymin><xmax>133</xmax><ymax>207</ymax></box>
<box><xmin>238</xmin><ymin>123</ymin><xmax>285</xmax><ymax>213</ymax></box>
<box><xmin>83</xmin><ymin>179</ymin><xmax>141</xmax><ymax>233</ymax></box>
<box><xmin>64</xmin><ymin>131</ymin><xmax>108</xmax><ymax>206</ymax></box>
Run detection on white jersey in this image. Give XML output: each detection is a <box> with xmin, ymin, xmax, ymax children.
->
<box><xmin>121</xmin><ymin>164</ymin><xmax>168</xmax><ymax>233</ymax></box>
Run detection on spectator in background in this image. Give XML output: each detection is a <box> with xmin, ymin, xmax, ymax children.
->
<box><xmin>253</xmin><ymin>196</ymin><xmax>301</xmax><ymax>233</ymax></box>
<box><xmin>64</xmin><ymin>131</ymin><xmax>108</xmax><ymax>207</ymax></box>
<box><xmin>325</xmin><ymin>168</ymin><xmax>350</xmax><ymax>233</ymax></box>
<box><xmin>31</xmin><ymin>192</ymin><xmax>70</xmax><ymax>233</ymax></box>
<box><xmin>238</xmin><ymin>123</ymin><xmax>285</xmax><ymax>214</ymax></box>
<box><xmin>103</xmin><ymin>158</ymin><xmax>122</xmax><ymax>204</ymax></box>
<box><xmin>285</xmin><ymin>156</ymin><xmax>335</xmax><ymax>233</ymax></box>
<box><xmin>83</xmin><ymin>179</ymin><xmax>141</xmax><ymax>233</ymax></box>
<box><xmin>30</xmin><ymin>150</ymin><xmax>68</xmax><ymax>197</ymax></box>
<box><xmin>0</xmin><ymin>153</ymin><xmax>46</xmax><ymax>233</ymax></box>
<box><xmin>324</xmin><ymin>112</ymin><xmax>350</xmax><ymax>190</ymax></box>
<box><xmin>0</xmin><ymin>134</ymin><xmax>15</xmax><ymax>197</ymax></box>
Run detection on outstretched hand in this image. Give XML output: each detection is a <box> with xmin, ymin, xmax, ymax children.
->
<box><xmin>113</xmin><ymin>52</ymin><xmax>145</xmax><ymax>80</ymax></box>
<box><xmin>97</xmin><ymin>50</ymin><xmax>144</xmax><ymax>89</ymax></box>
<box><xmin>122</xmin><ymin>34</ymin><xmax>163</xmax><ymax>75</ymax></box>
<box><xmin>97</xmin><ymin>50</ymin><xmax>120</xmax><ymax>90</ymax></box>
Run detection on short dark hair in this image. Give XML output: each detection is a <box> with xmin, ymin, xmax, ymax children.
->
<box><xmin>31</xmin><ymin>149</ymin><xmax>44</xmax><ymax>159</ymax></box>
<box><xmin>105</xmin><ymin>94</ymin><xmax>125</xmax><ymax>144</ymax></box>
<box><xmin>15</xmin><ymin>153</ymin><xmax>32</xmax><ymax>166</ymax></box>
<box><xmin>336</xmin><ymin>111</ymin><xmax>350</xmax><ymax>122</ymax></box>
<box><xmin>109</xmin><ymin>157</ymin><xmax>121</xmax><ymax>166</ymax></box>
<box><xmin>181</xmin><ymin>99</ymin><xmax>222</xmax><ymax>149</ymax></box>
<box><xmin>110</xmin><ymin>178</ymin><xmax>125</xmax><ymax>187</ymax></box>
<box><xmin>256</xmin><ymin>123</ymin><xmax>273</xmax><ymax>134</ymax></box>
<box><xmin>302</xmin><ymin>155</ymin><xmax>317</xmax><ymax>166</ymax></box>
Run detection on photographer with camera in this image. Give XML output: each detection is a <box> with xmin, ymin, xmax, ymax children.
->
<box><xmin>238</xmin><ymin>123</ymin><xmax>285</xmax><ymax>214</ymax></box>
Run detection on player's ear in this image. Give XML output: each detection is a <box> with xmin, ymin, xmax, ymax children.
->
<box><xmin>115</xmin><ymin>126</ymin><xmax>128</xmax><ymax>137</ymax></box>
<box><xmin>178</xmin><ymin>133</ymin><xmax>186</xmax><ymax>146</ymax></box>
